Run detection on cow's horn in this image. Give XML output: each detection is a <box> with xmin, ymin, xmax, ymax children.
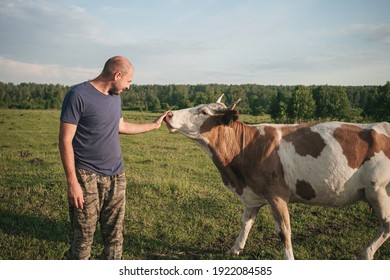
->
<box><xmin>216</xmin><ymin>94</ymin><xmax>224</xmax><ymax>103</ymax></box>
<box><xmin>229</xmin><ymin>99</ymin><xmax>241</xmax><ymax>110</ymax></box>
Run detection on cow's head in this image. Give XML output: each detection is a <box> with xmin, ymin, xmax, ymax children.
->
<box><xmin>165</xmin><ymin>94</ymin><xmax>241</xmax><ymax>140</ymax></box>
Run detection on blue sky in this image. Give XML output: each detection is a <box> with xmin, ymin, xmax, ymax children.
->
<box><xmin>0</xmin><ymin>0</ymin><xmax>389</xmax><ymax>86</ymax></box>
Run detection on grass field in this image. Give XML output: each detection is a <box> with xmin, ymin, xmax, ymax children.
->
<box><xmin>0</xmin><ymin>109</ymin><xmax>389</xmax><ymax>260</ymax></box>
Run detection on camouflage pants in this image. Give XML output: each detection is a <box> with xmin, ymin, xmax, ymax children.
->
<box><xmin>68</xmin><ymin>168</ymin><xmax>126</xmax><ymax>260</ymax></box>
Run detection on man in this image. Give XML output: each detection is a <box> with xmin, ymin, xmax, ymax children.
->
<box><xmin>59</xmin><ymin>56</ymin><xmax>168</xmax><ymax>259</ymax></box>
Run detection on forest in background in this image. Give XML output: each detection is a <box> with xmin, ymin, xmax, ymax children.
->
<box><xmin>0</xmin><ymin>81</ymin><xmax>389</xmax><ymax>123</ymax></box>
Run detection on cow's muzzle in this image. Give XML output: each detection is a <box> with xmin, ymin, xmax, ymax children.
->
<box><xmin>164</xmin><ymin>111</ymin><xmax>176</xmax><ymax>132</ymax></box>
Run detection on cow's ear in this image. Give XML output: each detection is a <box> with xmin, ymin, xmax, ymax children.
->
<box><xmin>222</xmin><ymin>109</ymin><xmax>239</xmax><ymax>126</ymax></box>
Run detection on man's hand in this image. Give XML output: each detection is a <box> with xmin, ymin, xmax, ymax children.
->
<box><xmin>67</xmin><ymin>180</ymin><xmax>84</xmax><ymax>209</ymax></box>
<box><xmin>153</xmin><ymin>111</ymin><xmax>170</xmax><ymax>129</ymax></box>
<box><xmin>119</xmin><ymin>111</ymin><xmax>171</xmax><ymax>134</ymax></box>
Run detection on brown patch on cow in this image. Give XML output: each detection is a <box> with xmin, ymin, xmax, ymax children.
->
<box><xmin>333</xmin><ymin>124</ymin><xmax>370</xmax><ymax>169</ymax></box>
<box><xmin>295</xmin><ymin>180</ymin><xmax>316</xmax><ymax>200</ymax></box>
<box><xmin>201</xmin><ymin>121</ymin><xmax>291</xmax><ymax>201</ymax></box>
<box><xmin>200</xmin><ymin>115</ymin><xmax>222</xmax><ymax>134</ymax></box>
<box><xmin>370</xmin><ymin>129</ymin><xmax>390</xmax><ymax>160</ymax></box>
<box><xmin>333</xmin><ymin>124</ymin><xmax>390</xmax><ymax>169</ymax></box>
<box><xmin>281</xmin><ymin>124</ymin><xmax>326</xmax><ymax>158</ymax></box>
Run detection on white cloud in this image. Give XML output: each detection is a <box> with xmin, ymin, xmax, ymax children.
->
<box><xmin>0</xmin><ymin>57</ymin><xmax>100</xmax><ymax>85</ymax></box>
<box><xmin>0</xmin><ymin>0</ymin><xmax>107</xmax><ymax>65</ymax></box>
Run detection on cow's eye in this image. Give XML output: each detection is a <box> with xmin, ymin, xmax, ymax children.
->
<box><xmin>200</xmin><ymin>109</ymin><xmax>208</xmax><ymax>115</ymax></box>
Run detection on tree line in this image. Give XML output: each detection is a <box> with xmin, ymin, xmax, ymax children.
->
<box><xmin>0</xmin><ymin>81</ymin><xmax>389</xmax><ymax>123</ymax></box>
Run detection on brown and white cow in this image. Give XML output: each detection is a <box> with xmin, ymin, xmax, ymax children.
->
<box><xmin>164</xmin><ymin>95</ymin><xmax>390</xmax><ymax>260</ymax></box>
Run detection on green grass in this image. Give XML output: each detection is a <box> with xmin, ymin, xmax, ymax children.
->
<box><xmin>0</xmin><ymin>109</ymin><xmax>389</xmax><ymax>260</ymax></box>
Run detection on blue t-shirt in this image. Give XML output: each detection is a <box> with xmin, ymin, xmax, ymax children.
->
<box><xmin>60</xmin><ymin>82</ymin><xmax>124</xmax><ymax>176</ymax></box>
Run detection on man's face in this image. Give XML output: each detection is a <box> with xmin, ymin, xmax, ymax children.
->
<box><xmin>112</xmin><ymin>68</ymin><xmax>134</xmax><ymax>94</ymax></box>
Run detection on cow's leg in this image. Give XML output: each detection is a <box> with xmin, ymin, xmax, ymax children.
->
<box><xmin>268</xmin><ymin>198</ymin><xmax>294</xmax><ymax>260</ymax></box>
<box><xmin>360</xmin><ymin>183</ymin><xmax>390</xmax><ymax>260</ymax></box>
<box><xmin>227</xmin><ymin>206</ymin><xmax>262</xmax><ymax>255</ymax></box>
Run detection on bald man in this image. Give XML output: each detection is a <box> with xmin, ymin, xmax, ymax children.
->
<box><xmin>59</xmin><ymin>56</ymin><xmax>168</xmax><ymax>259</ymax></box>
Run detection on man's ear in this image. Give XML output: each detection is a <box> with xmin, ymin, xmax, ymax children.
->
<box><xmin>114</xmin><ymin>71</ymin><xmax>122</xmax><ymax>81</ymax></box>
<box><xmin>222</xmin><ymin>109</ymin><xmax>239</xmax><ymax>126</ymax></box>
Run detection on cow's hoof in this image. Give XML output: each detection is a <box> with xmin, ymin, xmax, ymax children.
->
<box><xmin>227</xmin><ymin>248</ymin><xmax>240</xmax><ymax>256</ymax></box>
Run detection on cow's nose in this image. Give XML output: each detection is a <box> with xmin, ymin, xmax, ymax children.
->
<box><xmin>164</xmin><ymin>111</ymin><xmax>173</xmax><ymax>122</ymax></box>
<box><xmin>166</xmin><ymin>111</ymin><xmax>173</xmax><ymax>119</ymax></box>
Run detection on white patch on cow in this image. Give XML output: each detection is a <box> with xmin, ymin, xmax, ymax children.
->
<box><xmin>278</xmin><ymin>122</ymin><xmax>363</xmax><ymax>206</ymax></box>
<box><xmin>255</xmin><ymin>124</ymin><xmax>289</xmax><ymax>139</ymax></box>
<box><xmin>225</xmin><ymin>182</ymin><xmax>237</xmax><ymax>193</ymax></box>
<box><xmin>361</xmin><ymin>151</ymin><xmax>390</xmax><ymax>187</ymax></box>
<box><xmin>240</xmin><ymin>186</ymin><xmax>267</xmax><ymax>208</ymax></box>
<box><xmin>284</xmin><ymin>248</ymin><xmax>294</xmax><ymax>260</ymax></box>
<box><xmin>194</xmin><ymin>138</ymin><xmax>213</xmax><ymax>158</ymax></box>
<box><xmin>167</xmin><ymin>106</ymin><xmax>201</xmax><ymax>136</ymax></box>
<box><xmin>273</xmin><ymin>125</ymin><xmax>284</xmax><ymax>141</ymax></box>
<box><xmin>369</xmin><ymin>122</ymin><xmax>390</xmax><ymax>136</ymax></box>
<box><xmin>254</xmin><ymin>124</ymin><xmax>266</xmax><ymax>136</ymax></box>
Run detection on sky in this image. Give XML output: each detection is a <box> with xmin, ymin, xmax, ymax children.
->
<box><xmin>0</xmin><ymin>0</ymin><xmax>389</xmax><ymax>86</ymax></box>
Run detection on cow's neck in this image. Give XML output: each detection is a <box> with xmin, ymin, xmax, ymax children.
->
<box><xmin>200</xmin><ymin>121</ymin><xmax>282</xmax><ymax>195</ymax></box>
<box><xmin>203</xmin><ymin>121</ymin><xmax>263</xmax><ymax>166</ymax></box>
